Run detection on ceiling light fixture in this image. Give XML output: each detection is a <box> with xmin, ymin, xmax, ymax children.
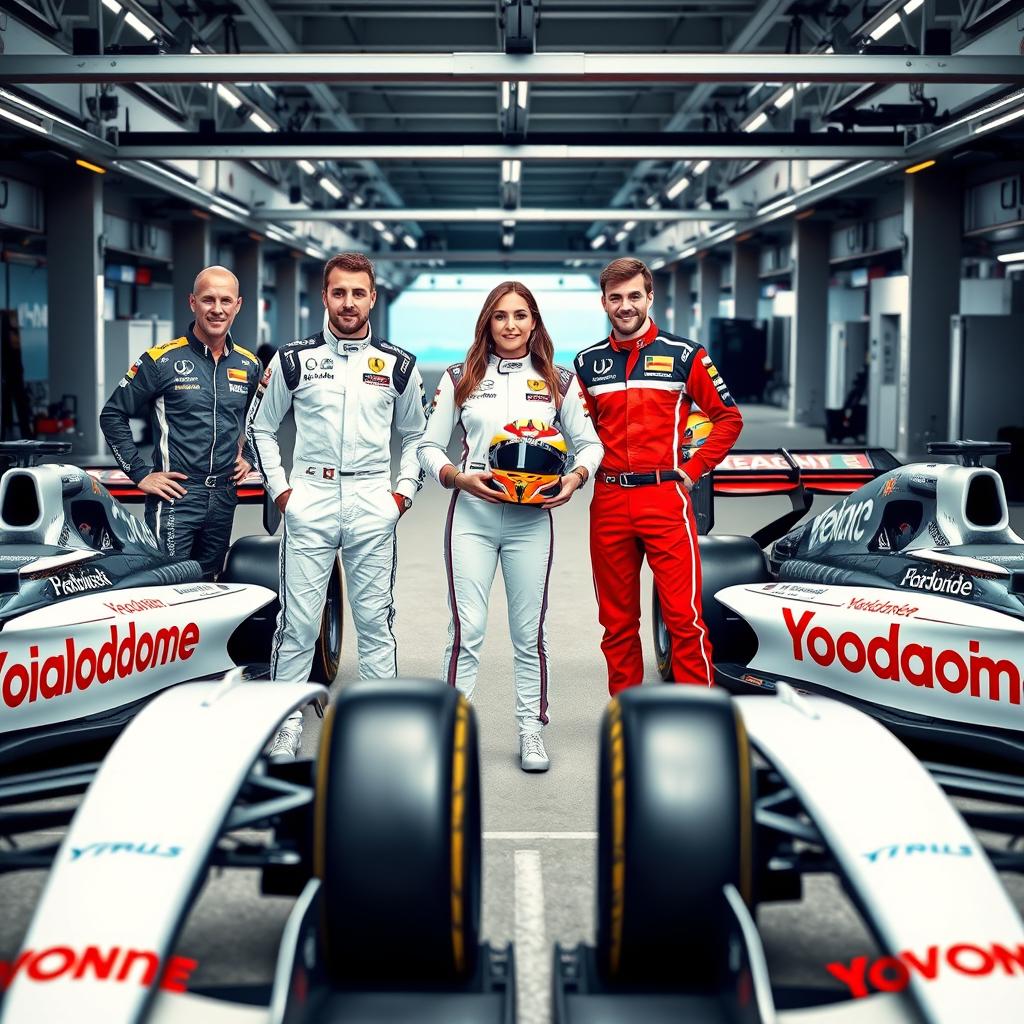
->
<box><xmin>501</xmin><ymin>81</ymin><xmax>511</xmax><ymax>110</ymax></box>
<box><xmin>318</xmin><ymin>177</ymin><xmax>343</xmax><ymax>199</ymax></box>
<box><xmin>248</xmin><ymin>110</ymin><xmax>275</xmax><ymax>133</ymax></box>
<box><xmin>692</xmin><ymin>160</ymin><xmax>710</xmax><ymax>175</ymax></box>
<box><xmin>517</xmin><ymin>81</ymin><xmax>529</xmax><ymax>109</ymax></box>
<box><xmin>665</xmin><ymin>176</ymin><xmax>690</xmax><ymax>200</ymax></box>
<box><xmin>590</xmin><ymin>234</ymin><xmax>606</xmax><ymax>249</ymax></box>
<box><xmin>974</xmin><ymin>105</ymin><xmax>1024</xmax><ymax>134</ymax></box>
<box><xmin>216</xmin><ymin>84</ymin><xmax>243</xmax><ymax>110</ymax></box>
<box><xmin>297</xmin><ymin>159</ymin><xmax>317</xmax><ymax>175</ymax></box>
<box><xmin>679</xmin><ymin>246</ymin><xmax>697</xmax><ymax>259</ymax></box>
<box><xmin>75</xmin><ymin>158</ymin><xmax>106</xmax><ymax>174</ymax></box>
<box><xmin>904</xmin><ymin>159</ymin><xmax>936</xmax><ymax>174</ymax></box>
<box><xmin>743</xmin><ymin>111</ymin><xmax>769</xmax><ymax>133</ymax></box>
<box><xmin>774</xmin><ymin>87</ymin><xmax>794</xmax><ymax>109</ymax></box>
<box><xmin>996</xmin><ymin>251</ymin><xmax>1024</xmax><ymax>263</ymax></box>
<box><xmin>0</xmin><ymin>105</ymin><xmax>48</xmax><ymax>135</ymax></box>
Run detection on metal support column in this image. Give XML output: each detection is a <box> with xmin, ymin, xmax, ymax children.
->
<box><xmin>651</xmin><ymin>270</ymin><xmax>671</xmax><ymax>329</ymax></box>
<box><xmin>46</xmin><ymin>170</ymin><xmax>104</xmax><ymax>455</ymax></box>
<box><xmin>172</xmin><ymin>219</ymin><xmax>211</xmax><ymax>330</ymax></box>
<box><xmin>733</xmin><ymin>242</ymin><xmax>760</xmax><ymax>320</ymax></box>
<box><xmin>275</xmin><ymin>254</ymin><xmax>301</xmax><ymax>347</ymax></box>
<box><xmin>790</xmin><ymin>219</ymin><xmax>829</xmax><ymax>427</ymax></box>
<box><xmin>303</xmin><ymin>267</ymin><xmax>322</xmax><ymax>338</ymax></box>
<box><xmin>670</xmin><ymin>264</ymin><xmax>692</xmax><ymax>337</ymax></box>
<box><xmin>901</xmin><ymin>169</ymin><xmax>961</xmax><ymax>457</ymax></box>
<box><xmin>697</xmin><ymin>256</ymin><xmax>721</xmax><ymax>347</ymax></box>
<box><xmin>371</xmin><ymin>288</ymin><xmax>390</xmax><ymax>338</ymax></box>
<box><xmin>233</xmin><ymin>239</ymin><xmax>264</xmax><ymax>352</ymax></box>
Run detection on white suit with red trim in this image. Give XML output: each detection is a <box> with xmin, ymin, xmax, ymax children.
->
<box><xmin>417</xmin><ymin>353</ymin><xmax>603</xmax><ymax>733</ymax></box>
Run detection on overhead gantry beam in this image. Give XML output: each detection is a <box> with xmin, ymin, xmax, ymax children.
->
<box><xmin>0</xmin><ymin>53</ymin><xmax>1021</xmax><ymax>85</ymax></box>
<box><xmin>113</xmin><ymin>134</ymin><xmax>909</xmax><ymax>161</ymax></box>
<box><xmin>253</xmin><ymin>206</ymin><xmax>741</xmax><ymax>222</ymax></box>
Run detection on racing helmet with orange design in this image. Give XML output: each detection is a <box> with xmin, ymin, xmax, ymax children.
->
<box><xmin>681</xmin><ymin>410</ymin><xmax>713</xmax><ymax>462</ymax></box>
<box><xmin>487</xmin><ymin>419</ymin><xmax>568</xmax><ymax>506</ymax></box>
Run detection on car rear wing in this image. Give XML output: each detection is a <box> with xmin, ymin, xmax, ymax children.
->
<box><xmin>85</xmin><ymin>468</ymin><xmax>267</xmax><ymax>504</ymax></box>
<box><xmin>694</xmin><ymin>447</ymin><xmax>900</xmax><ymax>545</ymax></box>
<box><xmin>85</xmin><ymin>469</ymin><xmax>281</xmax><ymax>535</ymax></box>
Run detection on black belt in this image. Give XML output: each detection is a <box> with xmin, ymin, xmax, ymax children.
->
<box><xmin>599</xmin><ymin>470</ymin><xmax>687</xmax><ymax>488</ymax></box>
<box><xmin>200</xmin><ymin>473</ymin><xmax>236</xmax><ymax>489</ymax></box>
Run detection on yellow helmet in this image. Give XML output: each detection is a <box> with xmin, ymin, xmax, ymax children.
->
<box><xmin>487</xmin><ymin>419</ymin><xmax>568</xmax><ymax>506</ymax></box>
<box><xmin>682</xmin><ymin>412</ymin><xmax>713</xmax><ymax>461</ymax></box>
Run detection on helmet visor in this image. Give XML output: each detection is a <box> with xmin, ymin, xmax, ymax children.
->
<box><xmin>489</xmin><ymin>437</ymin><xmax>567</xmax><ymax>477</ymax></box>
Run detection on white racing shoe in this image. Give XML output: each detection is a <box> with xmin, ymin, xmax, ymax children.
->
<box><xmin>520</xmin><ymin>731</ymin><xmax>550</xmax><ymax>773</ymax></box>
<box><xmin>268</xmin><ymin>719</ymin><xmax>303</xmax><ymax>762</ymax></box>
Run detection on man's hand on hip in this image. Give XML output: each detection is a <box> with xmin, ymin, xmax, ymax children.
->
<box><xmin>681</xmin><ymin>471</ymin><xmax>694</xmax><ymax>491</ymax></box>
<box><xmin>391</xmin><ymin>492</ymin><xmax>412</xmax><ymax>517</ymax></box>
<box><xmin>138</xmin><ymin>471</ymin><xmax>188</xmax><ymax>501</ymax></box>
<box><xmin>275</xmin><ymin>489</ymin><xmax>292</xmax><ymax>514</ymax></box>
<box><xmin>233</xmin><ymin>455</ymin><xmax>253</xmax><ymax>484</ymax></box>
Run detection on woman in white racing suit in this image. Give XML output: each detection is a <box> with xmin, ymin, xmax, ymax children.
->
<box><xmin>417</xmin><ymin>281</ymin><xmax>603</xmax><ymax>772</ymax></box>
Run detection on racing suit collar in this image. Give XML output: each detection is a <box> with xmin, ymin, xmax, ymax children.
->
<box><xmin>609</xmin><ymin>318</ymin><xmax>658</xmax><ymax>352</ymax></box>
<box><xmin>186</xmin><ymin>321</ymin><xmax>234</xmax><ymax>359</ymax></box>
<box><xmin>323</xmin><ymin>309</ymin><xmax>372</xmax><ymax>354</ymax></box>
<box><xmin>493</xmin><ymin>353</ymin><xmax>532</xmax><ymax>374</ymax></box>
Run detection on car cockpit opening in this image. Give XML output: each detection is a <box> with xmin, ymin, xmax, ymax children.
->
<box><xmin>966</xmin><ymin>472</ymin><xmax>1005</xmax><ymax>529</ymax></box>
<box><xmin>0</xmin><ymin>473</ymin><xmax>41</xmax><ymax>529</ymax></box>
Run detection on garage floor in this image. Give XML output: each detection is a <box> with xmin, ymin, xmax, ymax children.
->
<box><xmin>2</xmin><ymin>402</ymin><xmax>1021</xmax><ymax>1022</ymax></box>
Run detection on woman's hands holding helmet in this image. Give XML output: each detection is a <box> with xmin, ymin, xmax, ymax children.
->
<box><xmin>444</xmin><ymin>465</ymin><xmax>504</xmax><ymax>503</ymax></box>
<box><xmin>541</xmin><ymin>468</ymin><xmax>587</xmax><ymax>509</ymax></box>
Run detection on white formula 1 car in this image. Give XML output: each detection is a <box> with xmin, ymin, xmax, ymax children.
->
<box><xmin>0</xmin><ymin>441</ymin><xmax>342</xmax><ymax>770</ymax></box>
<box><xmin>0</xmin><ymin>677</ymin><xmax>512</xmax><ymax>1024</ymax></box>
<box><xmin>553</xmin><ymin>683</ymin><xmax>1024</xmax><ymax>1023</ymax></box>
<box><xmin>654</xmin><ymin>440</ymin><xmax>1024</xmax><ymax>770</ymax></box>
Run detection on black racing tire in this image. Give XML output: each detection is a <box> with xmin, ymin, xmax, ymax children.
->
<box><xmin>309</xmin><ymin>556</ymin><xmax>343</xmax><ymax>684</ymax></box>
<box><xmin>652</xmin><ymin>586</ymin><xmax>673</xmax><ymax>681</ymax></box>
<box><xmin>596</xmin><ymin>686</ymin><xmax>754</xmax><ymax>988</ymax></box>
<box><xmin>222</xmin><ymin>535</ymin><xmax>343</xmax><ymax>682</ymax></box>
<box><xmin>315</xmin><ymin>680</ymin><xmax>482</xmax><ymax>987</ymax></box>
<box><xmin>652</xmin><ymin>534</ymin><xmax>767</xmax><ymax>679</ymax></box>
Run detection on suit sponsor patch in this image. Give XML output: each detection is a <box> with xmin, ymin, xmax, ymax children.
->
<box><xmin>645</xmin><ymin>355</ymin><xmax>674</xmax><ymax>373</ymax></box>
<box><xmin>363</xmin><ymin>373</ymin><xmax>391</xmax><ymax>386</ymax></box>
<box><xmin>227</xmin><ymin>367</ymin><xmax>247</xmax><ymax>382</ymax></box>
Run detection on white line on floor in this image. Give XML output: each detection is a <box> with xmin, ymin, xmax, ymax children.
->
<box><xmin>485</xmin><ymin>831</ymin><xmax>597</xmax><ymax>840</ymax></box>
<box><xmin>514</xmin><ymin>849</ymin><xmax>550</xmax><ymax>1024</ymax></box>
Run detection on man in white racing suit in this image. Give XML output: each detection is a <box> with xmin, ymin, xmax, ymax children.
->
<box><xmin>417</xmin><ymin>284</ymin><xmax>603</xmax><ymax>770</ymax></box>
<box><xmin>247</xmin><ymin>252</ymin><xmax>426</xmax><ymax>759</ymax></box>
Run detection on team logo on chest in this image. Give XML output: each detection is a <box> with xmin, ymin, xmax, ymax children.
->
<box><xmin>527</xmin><ymin>379</ymin><xmax>546</xmax><ymax>392</ymax></box>
<box><xmin>644</xmin><ymin>354</ymin><xmax>674</xmax><ymax>373</ymax></box>
<box><xmin>368</xmin><ymin>356</ymin><xmax>385</xmax><ymax>373</ymax></box>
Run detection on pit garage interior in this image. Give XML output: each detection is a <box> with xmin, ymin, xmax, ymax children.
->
<box><xmin>1</xmin><ymin>1</ymin><xmax>1024</xmax><ymax>1021</ymax></box>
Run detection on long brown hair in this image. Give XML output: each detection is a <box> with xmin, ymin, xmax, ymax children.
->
<box><xmin>454</xmin><ymin>281</ymin><xmax>562</xmax><ymax>408</ymax></box>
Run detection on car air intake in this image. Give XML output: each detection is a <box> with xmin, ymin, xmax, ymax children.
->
<box><xmin>965</xmin><ymin>473</ymin><xmax>1004</xmax><ymax>528</ymax></box>
<box><xmin>0</xmin><ymin>472</ymin><xmax>41</xmax><ymax>528</ymax></box>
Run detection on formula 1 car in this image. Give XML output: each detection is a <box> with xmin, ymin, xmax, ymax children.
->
<box><xmin>653</xmin><ymin>440</ymin><xmax>1024</xmax><ymax>769</ymax></box>
<box><xmin>0</xmin><ymin>441</ymin><xmax>342</xmax><ymax>768</ymax></box>
<box><xmin>0</xmin><ymin>677</ymin><xmax>512</xmax><ymax>1024</ymax></box>
<box><xmin>556</xmin><ymin>683</ymin><xmax>1024</xmax><ymax>1023</ymax></box>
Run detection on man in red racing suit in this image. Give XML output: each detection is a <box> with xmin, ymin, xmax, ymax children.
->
<box><xmin>574</xmin><ymin>258</ymin><xmax>743</xmax><ymax>694</ymax></box>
